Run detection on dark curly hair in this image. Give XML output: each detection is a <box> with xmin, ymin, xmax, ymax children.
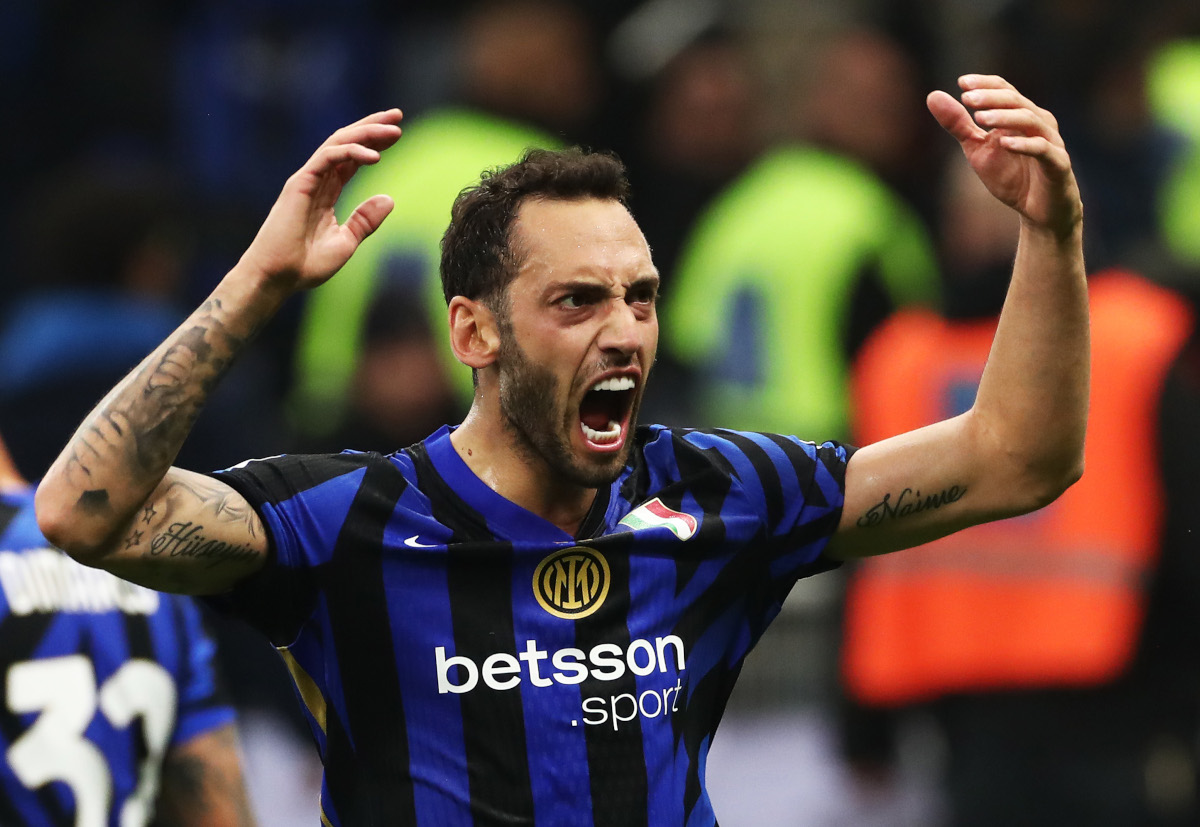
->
<box><xmin>439</xmin><ymin>147</ymin><xmax>630</xmax><ymax>309</ymax></box>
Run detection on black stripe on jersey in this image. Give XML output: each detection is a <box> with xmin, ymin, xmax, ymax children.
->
<box><xmin>762</xmin><ymin>433</ymin><xmax>831</xmax><ymax>510</ymax></box>
<box><xmin>657</xmin><ymin>432</ymin><xmax>735</xmax><ymax>598</ymax></box>
<box><xmin>0</xmin><ymin>500</ymin><xmax>22</xmax><ymax>537</ymax></box>
<box><xmin>410</xmin><ymin>447</ymin><xmax>539</xmax><ymax>824</ymax></box>
<box><xmin>119</xmin><ymin>597</ymin><xmax>158</xmax><ymax>766</ymax></box>
<box><xmin>575</xmin><ymin>530</ymin><xmax>649</xmax><ymax>827</ymax></box>
<box><xmin>714</xmin><ymin>430</ymin><xmax>785</xmax><ymax>531</ymax></box>
<box><xmin>319</xmin><ymin>458</ymin><xmax>418</xmax><ymax>826</ymax></box>
<box><xmin>407</xmin><ymin>444</ymin><xmax>492</xmax><ymax>539</ymax></box>
<box><xmin>0</xmin><ymin>609</ymin><xmax>72</xmax><ymax>823</ymax></box>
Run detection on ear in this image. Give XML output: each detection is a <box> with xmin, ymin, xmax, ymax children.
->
<box><xmin>448</xmin><ymin>297</ymin><xmax>501</xmax><ymax>369</ymax></box>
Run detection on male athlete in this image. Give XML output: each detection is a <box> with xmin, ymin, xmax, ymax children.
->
<box><xmin>37</xmin><ymin>74</ymin><xmax>1087</xmax><ymax>825</ymax></box>
<box><xmin>0</xmin><ymin>431</ymin><xmax>255</xmax><ymax>825</ymax></box>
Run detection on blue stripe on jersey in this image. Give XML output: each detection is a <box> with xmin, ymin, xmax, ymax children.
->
<box><xmin>383</xmin><ymin>478</ymin><xmax>473</xmax><ymax>825</ymax></box>
<box><xmin>265</xmin><ymin>465</ymin><xmax>369</xmax><ymax>571</ymax></box>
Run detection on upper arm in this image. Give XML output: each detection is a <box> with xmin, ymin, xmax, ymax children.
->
<box><xmin>99</xmin><ymin>468</ymin><xmax>269</xmax><ymax>595</ymax></box>
<box><xmin>155</xmin><ymin>723</ymin><xmax>257</xmax><ymax>827</ymax></box>
<box><xmin>825</xmin><ymin>412</ymin><xmax>1061</xmax><ymax>560</ymax></box>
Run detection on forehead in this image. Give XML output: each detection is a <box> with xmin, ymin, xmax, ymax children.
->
<box><xmin>511</xmin><ymin>197</ymin><xmax>653</xmax><ymax>285</ymax></box>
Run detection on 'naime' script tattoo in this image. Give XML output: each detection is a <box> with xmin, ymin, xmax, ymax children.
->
<box><xmin>148</xmin><ymin>521</ymin><xmax>259</xmax><ymax>569</ymax></box>
<box><xmin>856</xmin><ymin>485</ymin><xmax>967</xmax><ymax>528</ymax></box>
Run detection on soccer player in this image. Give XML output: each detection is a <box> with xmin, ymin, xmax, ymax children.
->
<box><xmin>36</xmin><ymin>73</ymin><xmax>1087</xmax><ymax>826</ymax></box>
<box><xmin>0</xmin><ymin>432</ymin><xmax>255</xmax><ymax>825</ymax></box>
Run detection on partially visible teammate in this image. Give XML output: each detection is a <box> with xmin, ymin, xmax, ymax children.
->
<box><xmin>36</xmin><ymin>73</ymin><xmax>1088</xmax><ymax>825</ymax></box>
<box><xmin>0</xmin><ymin>432</ymin><xmax>255</xmax><ymax>826</ymax></box>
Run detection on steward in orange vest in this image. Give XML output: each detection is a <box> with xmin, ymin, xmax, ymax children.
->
<box><xmin>844</xmin><ymin>270</ymin><xmax>1192</xmax><ymax>702</ymax></box>
<box><xmin>840</xmin><ymin>269</ymin><xmax>1200</xmax><ymax>826</ymax></box>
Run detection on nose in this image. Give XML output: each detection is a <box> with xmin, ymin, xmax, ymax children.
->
<box><xmin>598</xmin><ymin>298</ymin><xmax>644</xmax><ymax>358</ymax></box>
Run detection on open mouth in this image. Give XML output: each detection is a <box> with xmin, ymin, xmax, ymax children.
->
<box><xmin>578</xmin><ymin>375</ymin><xmax>636</xmax><ymax>450</ymax></box>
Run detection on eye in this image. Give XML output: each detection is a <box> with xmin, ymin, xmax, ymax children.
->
<box><xmin>627</xmin><ymin>283</ymin><xmax>659</xmax><ymax>305</ymax></box>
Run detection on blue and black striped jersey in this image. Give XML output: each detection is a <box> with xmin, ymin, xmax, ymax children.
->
<box><xmin>213</xmin><ymin>424</ymin><xmax>853</xmax><ymax>826</ymax></box>
<box><xmin>0</xmin><ymin>485</ymin><xmax>235</xmax><ymax>827</ymax></box>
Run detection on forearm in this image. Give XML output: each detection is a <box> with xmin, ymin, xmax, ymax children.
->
<box><xmin>972</xmin><ymin>217</ymin><xmax>1089</xmax><ymax>503</ymax></box>
<box><xmin>155</xmin><ymin>724</ymin><xmax>258</xmax><ymax>827</ymax></box>
<box><xmin>36</xmin><ymin>266</ymin><xmax>289</xmax><ymax>559</ymax></box>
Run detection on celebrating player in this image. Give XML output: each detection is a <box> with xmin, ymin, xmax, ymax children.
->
<box><xmin>36</xmin><ymin>74</ymin><xmax>1086</xmax><ymax>825</ymax></box>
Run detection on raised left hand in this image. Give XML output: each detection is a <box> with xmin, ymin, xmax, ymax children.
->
<box><xmin>927</xmin><ymin>75</ymin><xmax>1082</xmax><ymax>240</ymax></box>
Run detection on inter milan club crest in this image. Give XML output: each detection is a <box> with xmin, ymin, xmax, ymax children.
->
<box><xmin>617</xmin><ymin>498</ymin><xmax>698</xmax><ymax>541</ymax></box>
<box><xmin>533</xmin><ymin>547</ymin><xmax>611</xmax><ymax>620</ymax></box>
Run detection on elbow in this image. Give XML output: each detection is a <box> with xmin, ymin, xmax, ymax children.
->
<box><xmin>34</xmin><ymin>485</ymin><xmax>115</xmax><ymax>565</ymax></box>
<box><xmin>1017</xmin><ymin>450</ymin><xmax>1085</xmax><ymax>515</ymax></box>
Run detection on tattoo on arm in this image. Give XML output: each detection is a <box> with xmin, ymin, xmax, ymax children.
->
<box><xmin>157</xmin><ymin>726</ymin><xmax>256</xmax><ymax>827</ymax></box>
<box><xmin>855</xmin><ymin>484</ymin><xmax>968</xmax><ymax>528</ymax></box>
<box><xmin>61</xmin><ymin>299</ymin><xmax>251</xmax><ymax>518</ymax></box>
<box><xmin>138</xmin><ymin>476</ymin><xmax>265</xmax><ymax>571</ymax></box>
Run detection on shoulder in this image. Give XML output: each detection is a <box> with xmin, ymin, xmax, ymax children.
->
<box><xmin>212</xmin><ymin>449</ymin><xmax>413</xmax><ymax>508</ymax></box>
<box><xmin>633</xmin><ymin>425</ymin><xmax>850</xmax><ymax>482</ymax></box>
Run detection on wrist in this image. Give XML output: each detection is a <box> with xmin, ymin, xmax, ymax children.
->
<box><xmin>210</xmin><ymin>262</ymin><xmax>295</xmax><ymax>336</ymax></box>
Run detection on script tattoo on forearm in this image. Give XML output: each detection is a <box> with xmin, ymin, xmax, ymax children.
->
<box><xmin>137</xmin><ymin>476</ymin><xmax>263</xmax><ymax>570</ymax></box>
<box><xmin>148</xmin><ymin>522</ymin><xmax>260</xmax><ymax>569</ymax></box>
<box><xmin>63</xmin><ymin>299</ymin><xmax>251</xmax><ymax>516</ymax></box>
<box><xmin>855</xmin><ymin>484</ymin><xmax>967</xmax><ymax>528</ymax></box>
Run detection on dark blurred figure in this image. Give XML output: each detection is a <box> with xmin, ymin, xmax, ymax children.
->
<box><xmin>289</xmin><ymin>0</ymin><xmax>604</xmax><ymax>443</ymax></box>
<box><xmin>838</xmin><ymin>154</ymin><xmax>1200</xmax><ymax>827</ymax></box>
<box><xmin>627</xmin><ymin>30</ymin><xmax>763</xmax><ymax>288</ymax></box>
<box><xmin>990</xmin><ymin>0</ymin><xmax>1193</xmax><ymax>272</ymax></box>
<box><xmin>0</xmin><ymin>428</ymin><xmax>256</xmax><ymax>825</ymax></box>
<box><xmin>294</xmin><ymin>285</ymin><xmax>462</xmax><ymax>454</ymax></box>
<box><xmin>661</xmin><ymin>24</ymin><xmax>941</xmax><ymax>439</ymax></box>
<box><xmin>0</xmin><ymin>159</ymin><xmax>287</xmax><ymax>480</ymax></box>
<box><xmin>796</xmin><ymin>26</ymin><xmax>945</xmax><ymax>225</ymax></box>
<box><xmin>622</xmin><ymin>30</ymin><xmax>764</xmax><ymax>425</ymax></box>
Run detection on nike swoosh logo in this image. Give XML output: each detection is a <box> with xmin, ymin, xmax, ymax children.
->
<box><xmin>403</xmin><ymin>535</ymin><xmax>438</xmax><ymax>549</ymax></box>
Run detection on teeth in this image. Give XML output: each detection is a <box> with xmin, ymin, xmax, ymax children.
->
<box><xmin>591</xmin><ymin>376</ymin><xmax>635</xmax><ymax>392</ymax></box>
<box><xmin>581</xmin><ymin>420</ymin><xmax>622</xmax><ymax>444</ymax></box>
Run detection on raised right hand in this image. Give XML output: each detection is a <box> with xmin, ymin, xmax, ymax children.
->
<box><xmin>237</xmin><ymin>109</ymin><xmax>403</xmax><ymax>292</ymax></box>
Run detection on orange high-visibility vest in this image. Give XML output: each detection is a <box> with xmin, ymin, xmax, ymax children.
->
<box><xmin>841</xmin><ymin>270</ymin><xmax>1194</xmax><ymax>707</ymax></box>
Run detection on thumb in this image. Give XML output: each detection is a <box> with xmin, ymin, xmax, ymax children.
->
<box><xmin>344</xmin><ymin>194</ymin><xmax>395</xmax><ymax>245</ymax></box>
<box><xmin>926</xmin><ymin>90</ymin><xmax>983</xmax><ymax>146</ymax></box>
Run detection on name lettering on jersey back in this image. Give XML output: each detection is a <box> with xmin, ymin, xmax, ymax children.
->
<box><xmin>435</xmin><ymin>636</ymin><xmax>686</xmax><ymax>730</ymax></box>
<box><xmin>0</xmin><ymin>549</ymin><xmax>160</xmax><ymax>616</ymax></box>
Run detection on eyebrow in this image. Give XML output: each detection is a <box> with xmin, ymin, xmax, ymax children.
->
<box><xmin>544</xmin><ymin>272</ymin><xmax>660</xmax><ymax>297</ymax></box>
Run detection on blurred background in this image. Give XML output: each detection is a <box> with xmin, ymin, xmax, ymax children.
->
<box><xmin>3</xmin><ymin>0</ymin><xmax>1200</xmax><ymax>824</ymax></box>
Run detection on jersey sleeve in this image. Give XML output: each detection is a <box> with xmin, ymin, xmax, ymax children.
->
<box><xmin>205</xmin><ymin>451</ymin><xmax>376</xmax><ymax>645</ymax></box>
<box><xmin>678</xmin><ymin>428</ymin><xmax>855</xmax><ymax>573</ymax></box>
<box><xmin>167</xmin><ymin>595</ymin><xmax>238</xmax><ymax>747</ymax></box>
<box><xmin>667</xmin><ymin>424</ymin><xmax>854</xmax><ymax>573</ymax></box>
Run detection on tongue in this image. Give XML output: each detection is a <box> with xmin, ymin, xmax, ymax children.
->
<box><xmin>581</xmin><ymin>410</ymin><xmax>610</xmax><ymax>430</ymax></box>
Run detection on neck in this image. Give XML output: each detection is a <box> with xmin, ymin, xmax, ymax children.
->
<box><xmin>450</xmin><ymin>407</ymin><xmax>598</xmax><ymax>536</ymax></box>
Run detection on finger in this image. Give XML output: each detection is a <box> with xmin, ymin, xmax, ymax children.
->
<box><xmin>317</xmin><ymin>109</ymin><xmax>403</xmax><ymax>150</ymax></box>
<box><xmin>306</xmin><ymin>142</ymin><xmax>384</xmax><ymax>176</ymax></box>
<box><xmin>343</xmin><ymin>194</ymin><xmax>395</xmax><ymax>244</ymax></box>
<box><xmin>972</xmin><ymin>108</ymin><xmax>1064</xmax><ymax>147</ymax></box>
<box><xmin>957</xmin><ymin>73</ymin><xmax>1018</xmax><ymax>91</ymax></box>
<box><xmin>994</xmin><ymin>135</ymin><xmax>1073</xmax><ymax>175</ymax></box>
<box><xmin>926</xmin><ymin>90</ymin><xmax>986</xmax><ymax>144</ymax></box>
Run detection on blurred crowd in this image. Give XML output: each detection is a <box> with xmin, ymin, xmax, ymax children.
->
<box><xmin>3</xmin><ymin>0</ymin><xmax>1200</xmax><ymax>824</ymax></box>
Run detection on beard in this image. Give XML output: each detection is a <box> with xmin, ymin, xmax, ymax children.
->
<box><xmin>496</xmin><ymin>334</ymin><xmax>636</xmax><ymax>489</ymax></box>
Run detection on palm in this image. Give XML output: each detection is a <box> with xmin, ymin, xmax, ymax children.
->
<box><xmin>927</xmin><ymin>79</ymin><xmax>1081</xmax><ymax>238</ymax></box>
<box><xmin>241</xmin><ymin>111</ymin><xmax>403</xmax><ymax>292</ymax></box>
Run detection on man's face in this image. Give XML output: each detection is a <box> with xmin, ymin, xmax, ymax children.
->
<box><xmin>494</xmin><ymin>197</ymin><xmax>659</xmax><ymax>488</ymax></box>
